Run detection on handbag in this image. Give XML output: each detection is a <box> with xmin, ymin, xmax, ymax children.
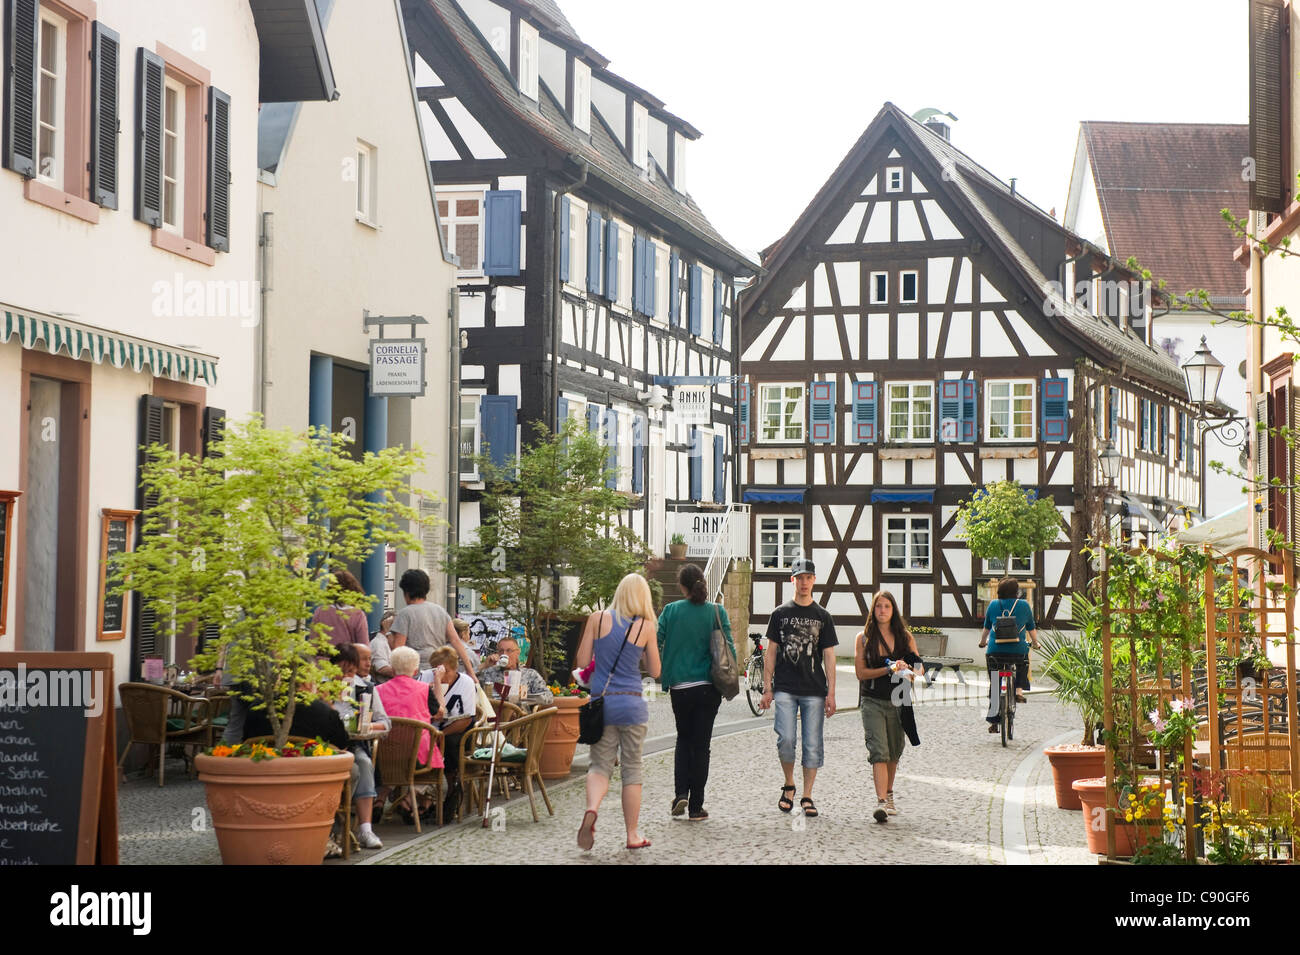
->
<box><xmin>577</xmin><ymin>613</ymin><xmax>633</xmax><ymax>745</ymax></box>
<box><xmin>709</xmin><ymin>603</ymin><xmax>740</xmax><ymax>700</ymax></box>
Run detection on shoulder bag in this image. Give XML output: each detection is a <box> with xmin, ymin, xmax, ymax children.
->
<box><xmin>577</xmin><ymin>613</ymin><xmax>633</xmax><ymax>744</ymax></box>
<box><xmin>710</xmin><ymin>603</ymin><xmax>740</xmax><ymax>700</ymax></box>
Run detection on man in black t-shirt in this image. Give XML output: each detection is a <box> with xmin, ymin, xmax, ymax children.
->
<box><xmin>759</xmin><ymin>558</ymin><xmax>838</xmax><ymax>817</ymax></box>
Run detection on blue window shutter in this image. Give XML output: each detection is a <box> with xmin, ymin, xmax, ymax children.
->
<box><xmin>1159</xmin><ymin>405</ymin><xmax>1168</xmax><ymax>455</ymax></box>
<box><xmin>631</xmin><ymin>235</ymin><xmax>643</xmax><ymax>313</ymax></box>
<box><xmin>480</xmin><ymin>395</ymin><xmax>517</xmax><ymax>473</ymax></box>
<box><xmin>688</xmin><ymin>265</ymin><xmax>702</xmax><ymax>335</ymax></box>
<box><xmin>1109</xmin><ymin>387</ymin><xmax>1118</xmax><ymax>441</ymax></box>
<box><xmin>631</xmin><ymin>415</ymin><xmax>645</xmax><ymax>494</ymax></box>
<box><xmin>1041</xmin><ymin>378</ymin><xmax>1068</xmax><ymax>442</ymax></box>
<box><xmin>939</xmin><ymin>379</ymin><xmax>961</xmax><ymax>441</ymax></box>
<box><xmin>558</xmin><ymin>195</ymin><xmax>570</xmax><ymax>283</ymax></box>
<box><xmin>646</xmin><ymin>242</ymin><xmax>657</xmax><ymax>316</ymax></box>
<box><xmin>738</xmin><ymin>382</ymin><xmax>751</xmax><ymax>444</ymax></box>
<box><xmin>1139</xmin><ymin>399</ymin><xmax>1149</xmax><ymax>449</ymax></box>
<box><xmin>587</xmin><ymin>211</ymin><xmax>603</xmax><ymax>294</ymax></box>
<box><xmin>852</xmin><ymin>381</ymin><xmax>877</xmax><ymax>443</ymax></box>
<box><xmin>713</xmin><ymin>273</ymin><xmax>724</xmax><ymax>342</ymax></box>
<box><xmin>605</xmin><ymin>408</ymin><xmax>618</xmax><ymax>488</ymax></box>
<box><xmin>605</xmin><ymin>219</ymin><xmax>619</xmax><ymax>300</ymax></box>
<box><xmin>482</xmin><ymin>190</ymin><xmax>522</xmax><ymax>276</ymax></box>
<box><xmin>557</xmin><ymin>396</ymin><xmax>569</xmax><ymax>430</ymax></box>
<box><xmin>810</xmin><ymin>380</ymin><xmax>835</xmax><ymax>444</ymax></box>
<box><xmin>961</xmin><ymin>379</ymin><xmax>977</xmax><ymax>441</ymax></box>
<box><xmin>669</xmin><ymin>251</ymin><xmax>680</xmax><ymax>326</ymax></box>
<box><xmin>586</xmin><ymin>403</ymin><xmax>600</xmax><ymax>434</ymax></box>
<box><xmin>713</xmin><ymin>434</ymin><xmax>726</xmax><ymax>503</ymax></box>
<box><xmin>689</xmin><ymin>427</ymin><xmax>701</xmax><ymax>501</ymax></box>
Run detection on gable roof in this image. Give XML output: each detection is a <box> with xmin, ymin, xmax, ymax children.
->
<box><xmin>404</xmin><ymin>0</ymin><xmax>755</xmax><ymax>274</ymax></box>
<box><xmin>1078</xmin><ymin>122</ymin><xmax>1249</xmax><ymax>304</ymax></box>
<box><xmin>744</xmin><ymin>103</ymin><xmax>1192</xmax><ymax>398</ymax></box>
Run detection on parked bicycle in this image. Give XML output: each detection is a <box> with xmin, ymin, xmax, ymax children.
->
<box><xmin>745</xmin><ymin>633</ymin><xmax>769</xmax><ymax>717</ymax></box>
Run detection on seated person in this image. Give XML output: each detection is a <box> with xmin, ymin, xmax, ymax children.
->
<box><xmin>426</xmin><ymin>646</ymin><xmax>479</xmax><ymax>817</ymax></box>
<box><xmin>333</xmin><ymin>643</ymin><xmax>390</xmax><ymax>849</ymax></box>
<box><xmin>374</xmin><ymin>646</ymin><xmax>446</xmax><ymax>824</ymax></box>
<box><xmin>370</xmin><ymin>610</ymin><xmax>396</xmax><ymax>683</ymax></box>
<box><xmin>476</xmin><ymin>635</ymin><xmax>553</xmax><ymax>704</ymax></box>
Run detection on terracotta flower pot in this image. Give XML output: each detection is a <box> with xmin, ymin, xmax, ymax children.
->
<box><xmin>540</xmin><ymin>695</ymin><xmax>589</xmax><ymax>779</ymax></box>
<box><xmin>1072</xmin><ymin>776</ymin><xmax>1160</xmax><ymax>857</ymax></box>
<box><xmin>196</xmin><ymin>751</ymin><xmax>354</xmax><ymax>865</ymax></box>
<box><xmin>1044</xmin><ymin>744</ymin><xmax>1106</xmax><ymax>810</ymax></box>
<box><xmin>669</xmin><ymin>543</ymin><xmax>687</xmax><ymax>559</ymax></box>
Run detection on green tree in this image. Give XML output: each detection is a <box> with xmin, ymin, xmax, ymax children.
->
<box><xmin>955</xmin><ymin>479</ymin><xmax>1063</xmax><ymax>575</ymax></box>
<box><xmin>447</xmin><ymin>418</ymin><xmax>650</xmax><ymax>678</ymax></box>
<box><xmin>113</xmin><ymin>418</ymin><xmax>432</xmax><ymax>750</ymax></box>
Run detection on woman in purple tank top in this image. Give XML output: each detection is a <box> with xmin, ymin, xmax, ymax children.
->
<box><xmin>574</xmin><ymin>573</ymin><xmax>661</xmax><ymax>851</ymax></box>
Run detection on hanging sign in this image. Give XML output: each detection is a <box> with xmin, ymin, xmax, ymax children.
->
<box><xmin>369</xmin><ymin>338</ymin><xmax>427</xmax><ymax>397</ymax></box>
<box><xmin>674</xmin><ymin>385</ymin><xmax>711</xmax><ymax>425</ymax></box>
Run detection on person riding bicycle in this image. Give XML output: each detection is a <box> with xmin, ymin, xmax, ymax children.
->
<box><xmin>978</xmin><ymin>577</ymin><xmax>1040</xmax><ymax>733</ymax></box>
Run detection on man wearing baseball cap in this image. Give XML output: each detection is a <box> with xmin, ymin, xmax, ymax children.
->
<box><xmin>760</xmin><ymin>557</ymin><xmax>839</xmax><ymax>818</ymax></box>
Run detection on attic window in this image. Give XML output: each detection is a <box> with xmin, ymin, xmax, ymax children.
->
<box><xmin>886</xmin><ymin>166</ymin><xmax>904</xmax><ymax>193</ymax></box>
<box><xmin>518</xmin><ymin>20</ymin><xmax>539</xmax><ymax>100</ymax></box>
<box><xmin>573</xmin><ymin>58</ymin><xmax>591</xmax><ymax>133</ymax></box>
<box><xmin>900</xmin><ymin>271</ymin><xmax>918</xmax><ymax>304</ymax></box>
<box><xmin>632</xmin><ymin>101</ymin><xmax>649</xmax><ymax>170</ymax></box>
<box><xmin>870</xmin><ymin>271</ymin><xmax>888</xmax><ymax>304</ymax></box>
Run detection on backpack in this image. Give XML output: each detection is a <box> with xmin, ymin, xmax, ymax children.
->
<box><xmin>993</xmin><ymin>598</ymin><xmax>1024</xmax><ymax>643</ymax></box>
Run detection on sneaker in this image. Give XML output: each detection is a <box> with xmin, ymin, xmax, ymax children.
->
<box><xmin>1015</xmin><ymin>692</ymin><xmax>1027</xmax><ymax>704</ymax></box>
<box><xmin>671</xmin><ymin>796</ymin><xmax>688</xmax><ymax>818</ymax></box>
<box><xmin>873</xmin><ymin>801</ymin><xmax>888</xmax><ymax>824</ymax></box>
<box><xmin>687</xmin><ymin>809</ymin><xmax>709</xmax><ymax>822</ymax></box>
<box><xmin>885</xmin><ymin>793</ymin><xmax>897</xmax><ymax>815</ymax></box>
<box><xmin>358</xmin><ymin>829</ymin><xmax>383</xmax><ymax>850</ymax></box>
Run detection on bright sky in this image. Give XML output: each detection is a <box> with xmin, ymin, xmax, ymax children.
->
<box><xmin>558</xmin><ymin>0</ymin><xmax>1247</xmax><ymax>263</ymax></box>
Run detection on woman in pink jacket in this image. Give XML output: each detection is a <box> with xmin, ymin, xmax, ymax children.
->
<box><xmin>375</xmin><ymin>646</ymin><xmax>447</xmax><ymax>823</ymax></box>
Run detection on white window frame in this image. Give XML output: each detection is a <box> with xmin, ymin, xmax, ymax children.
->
<box><xmin>162</xmin><ymin>75</ymin><xmax>186</xmax><ymax>234</ymax></box>
<box><xmin>758</xmin><ymin>515</ymin><xmax>804</xmax><ymax>571</ymax></box>
<box><xmin>885</xmin><ymin>515</ymin><xmax>931</xmax><ymax>573</ymax></box>
<box><xmin>35</xmin><ymin>9</ymin><xmax>66</xmax><ymax>185</ymax></box>
<box><xmin>673</xmin><ymin>135</ymin><xmax>687</xmax><ymax>193</ymax></box>
<box><xmin>757</xmin><ymin>383</ymin><xmax>805</xmax><ymax>444</ymax></box>
<box><xmin>565</xmin><ymin>196</ymin><xmax>587</xmax><ymax>292</ymax></box>
<box><xmin>632</xmin><ymin>101</ymin><xmax>649</xmax><ymax>170</ymax></box>
<box><xmin>870</xmin><ymin>271</ymin><xmax>888</xmax><ymax>305</ymax></box>
<box><xmin>651</xmin><ymin>240</ymin><xmax>669</xmax><ymax>326</ymax></box>
<box><xmin>355</xmin><ymin>140</ymin><xmax>378</xmax><ymax>225</ymax></box>
<box><xmin>518</xmin><ymin>20</ymin><xmax>539</xmax><ymax>100</ymax></box>
<box><xmin>886</xmin><ymin>381</ymin><xmax>933</xmax><ymax>442</ymax></box>
<box><xmin>985</xmin><ymin>379</ymin><xmax>1035</xmax><ymax>442</ymax></box>
<box><xmin>439</xmin><ymin>190</ymin><xmax>485</xmax><ymax>276</ymax></box>
<box><xmin>572</xmin><ymin>58</ymin><xmax>591</xmax><ymax>133</ymax></box>
<box><xmin>885</xmin><ymin>166</ymin><xmax>904</xmax><ymax>193</ymax></box>
<box><xmin>615</xmin><ymin>221</ymin><xmax>633</xmax><ymax>312</ymax></box>
<box><xmin>984</xmin><ymin>555</ymin><xmax>1033</xmax><ymax>576</ymax></box>
<box><xmin>459</xmin><ymin>394</ymin><xmax>481</xmax><ymax>480</ymax></box>
<box><xmin>900</xmin><ymin>270</ymin><xmax>919</xmax><ymax>305</ymax></box>
<box><xmin>700</xmin><ymin>265</ymin><xmax>714</xmax><ymax>341</ymax></box>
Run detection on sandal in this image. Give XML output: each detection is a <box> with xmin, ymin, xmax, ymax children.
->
<box><xmin>577</xmin><ymin>810</ymin><xmax>597</xmax><ymax>851</ymax></box>
<box><xmin>626</xmin><ymin>837</ymin><xmax>652</xmax><ymax>849</ymax></box>
<box><xmin>800</xmin><ymin>797</ymin><xmax>818</xmax><ymax>818</ymax></box>
<box><xmin>778</xmin><ymin>785</ymin><xmax>796</xmax><ymax>813</ymax></box>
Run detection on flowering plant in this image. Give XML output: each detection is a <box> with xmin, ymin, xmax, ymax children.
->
<box><xmin>1145</xmin><ymin>697</ymin><xmax>1200</xmax><ymax>754</ymax></box>
<box><xmin>206</xmin><ymin>737</ymin><xmax>339</xmax><ymax>760</ymax></box>
<box><xmin>547</xmin><ymin>682</ymin><xmax>589</xmax><ymax>699</ymax></box>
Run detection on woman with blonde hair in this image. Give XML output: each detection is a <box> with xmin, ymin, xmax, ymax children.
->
<box><xmin>574</xmin><ymin>572</ymin><xmax>661</xmax><ymax>851</ymax></box>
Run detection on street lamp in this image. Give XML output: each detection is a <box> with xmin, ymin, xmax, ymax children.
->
<box><xmin>1099</xmin><ymin>440</ymin><xmax>1122</xmax><ymax>485</ymax></box>
<box><xmin>1180</xmin><ymin>338</ymin><xmax>1248</xmax><ymax>521</ymax></box>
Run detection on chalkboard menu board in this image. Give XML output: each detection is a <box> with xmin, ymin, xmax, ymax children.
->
<box><xmin>97</xmin><ymin>509</ymin><xmax>138</xmax><ymax>641</ymax></box>
<box><xmin>0</xmin><ymin>491</ymin><xmax>16</xmax><ymax>638</ymax></box>
<box><xmin>0</xmin><ymin>653</ymin><xmax>118</xmax><ymax>865</ymax></box>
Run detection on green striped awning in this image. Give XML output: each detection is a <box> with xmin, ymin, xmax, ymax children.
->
<box><xmin>0</xmin><ymin>308</ymin><xmax>218</xmax><ymax>385</ymax></box>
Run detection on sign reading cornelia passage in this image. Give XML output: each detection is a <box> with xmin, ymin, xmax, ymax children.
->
<box><xmin>369</xmin><ymin>338</ymin><xmax>426</xmax><ymax>397</ymax></box>
<box><xmin>674</xmin><ymin>385</ymin><xmax>711</xmax><ymax>425</ymax></box>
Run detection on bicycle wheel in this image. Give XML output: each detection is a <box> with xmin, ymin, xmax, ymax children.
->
<box><xmin>746</xmin><ymin>655</ymin><xmax>765</xmax><ymax>717</ymax></box>
<box><xmin>999</xmin><ymin>674</ymin><xmax>1010</xmax><ymax>748</ymax></box>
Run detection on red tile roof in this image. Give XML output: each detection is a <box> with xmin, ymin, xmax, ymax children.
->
<box><xmin>1080</xmin><ymin>122</ymin><xmax>1249</xmax><ymax>303</ymax></box>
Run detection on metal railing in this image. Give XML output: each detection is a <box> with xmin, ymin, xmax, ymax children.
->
<box><xmin>703</xmin><ymin>504</ymin><xmax>750</xmax><ymax>602</ymax></box>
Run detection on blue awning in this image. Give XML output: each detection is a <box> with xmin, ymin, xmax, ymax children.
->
<box><xmin>871</xmin><ymin>489</ymin><xmax>935</xmax><ymax>503</ymax></box>
<box><xmin>743</xmin><ymin>487</ymin><xmax>806</xmax><ymax>503</ymax></box>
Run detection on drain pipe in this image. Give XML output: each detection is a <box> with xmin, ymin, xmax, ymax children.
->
<box><xmin>447</xmin><ymin>287</ymin><xmax>460</xmax><ymax>610</ymax></box>
<box><xmin>550</xmin><ymin>154</ymin><xmax>588</xmax><ymax>433</ymax></box>
<box><xmin>258</xmin><ymin>211</ymin><xmax>273</xmax><ymax>415</ymax></box>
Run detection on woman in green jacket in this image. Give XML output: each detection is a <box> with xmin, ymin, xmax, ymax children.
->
<box><xmin>657</xmin><ymin>563</ymin><xmax>735</xmax><ymax>821</ymax></box>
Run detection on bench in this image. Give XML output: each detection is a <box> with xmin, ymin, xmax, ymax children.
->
<box><xmin>921</xmin><ymin>656</ymin><xmax>975</xmax><ymax>685</ymax></box>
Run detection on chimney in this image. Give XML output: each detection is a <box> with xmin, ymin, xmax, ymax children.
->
<box><xmin>1009</xmin><ymin>178</ymin><xmax>1017</xmax><ymax>197</ymax></box>
<box><xmin>924</xmin><ymin>119</ymin><xmax>951</xmax><ymax>141</ymax></box>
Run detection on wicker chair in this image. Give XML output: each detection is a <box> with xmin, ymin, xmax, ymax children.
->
<box><xmin>495</xmin><ymin>707</ymin><xmax>557</xmax><ymax>823</ymax></box>
<box><xmin>117</xmin><ymin>683</ymin><xmax>215</xmax><ymax>786</ymax></box>
<box><xmin>373</xmin><ymin>717</ymin><xmax>445</xmax><ymax>831</ymax></box>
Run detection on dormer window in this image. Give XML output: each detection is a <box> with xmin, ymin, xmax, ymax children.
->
<box><xmin>573</xmin><ymin>58</ymin><xmax>591</xmax><ymax>133</ymax></box>
<box><xmin>631</xmin><ymin>102</ymin><xmax>649</xmax><ymax>169</ymax></box>
<box><xmin>886</xmin><ymin>166</ymin><xmax>904</xmax><ymax>192</ymax></box>
<box><xmin>518</xmin><ymin>20</ymin><xmax>539</xmax><ymax>100</ymax></box>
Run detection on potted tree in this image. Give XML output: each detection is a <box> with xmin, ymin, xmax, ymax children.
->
<box><xmin>1038</xmin><ymin>592</ymin><xmax>1107</xmax><ymax>810</ymax></box>
<box><xmin>954</xmin><ymin>479</ymin><xmax>1062</xmax><ymax>610</ymax></box>
<box><xmin>115</xmin><ymin>418</ymin><xmax>430</xmax><ymax>864</ymax></box>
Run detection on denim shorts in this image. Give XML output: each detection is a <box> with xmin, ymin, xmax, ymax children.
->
<box><xmin>773</xmin><ymin>691</ymin><xmax>826</xmax><ymax>769</ymax></box>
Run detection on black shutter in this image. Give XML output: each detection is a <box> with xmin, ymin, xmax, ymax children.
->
<box><xmin>206</xmin><ymin>86</ymin><xmax>230</xmax><ymax>251</ymax></box>
<box><xmin>131</xmin><ymin>395</ymin><xmax>165</xmax><ymax>678</ymax></box>
<box><xmin>2</xmin><ymin>0</ymin><xmax>39</xmax><ymax>176</ymax></box>
<box><xmin>134</xmin><ymin>47</ymin><xmax>164</xmax><ymax>226</ymax></box>
<box><xmin>202</xmin><ymin>405</ymin><xmax>225</xmax><ymax>458</ymax></box>
<box><xmin>1249</xmin><ymin>0</ymin><xmax>1290</xmax><ymax>213</ymax></box>
<box><xmin>90</xmin><ymin>22</ymin><xmax>120</xmax><ymax>208</ymax></box>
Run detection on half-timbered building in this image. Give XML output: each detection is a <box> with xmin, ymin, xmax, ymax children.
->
<box><xmin>738</xmin><ymin>104</ymin><xmax>1201</xmax><ymax>636</ymax></box>
<box><xmin>400</xmin><ymin>0</ymin><xmax>756</xmax><ymax>613</ymax></box>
